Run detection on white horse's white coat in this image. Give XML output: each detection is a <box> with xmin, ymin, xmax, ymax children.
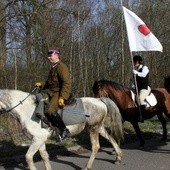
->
<box><xmin>0</xmin><ymin>90</ymin><xmax>123</xmax><ymax>170</ymax></box>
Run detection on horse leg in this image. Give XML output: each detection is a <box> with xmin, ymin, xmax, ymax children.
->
<box><xmin>157</xmin><ymin>113</ymin><xmax>167</xmax><ymax>140</ymax></box>
<box><xmin>25</xmin><ymin>137</ymin><xmax>48</xmax><ymax>170</ymax></box>
<box><xmin>131</xmin><ymin>121</ymin><xmax>145</xmax><ymax>147</ymax></box>
<box><xmin>99</xmin><ymin>126</ymin><xmax>123</xmax><ymax>163</ymax></box>
<box><xmin>83</xmin><ymin>127</ymin><xmax>100</xmax><ymax>170</ymax></box>
<box><xmin>67</xmin><ymin>123</ymin><xmax>85</xmax><ymax>136</ymax></box>
<box><xmin>39</xmin><ymin>143</ymin><xmax>52</xmax><ymax>170</ymax></box>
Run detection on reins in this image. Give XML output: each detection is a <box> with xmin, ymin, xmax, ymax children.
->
<box><xmin>3</xmin><ymin>87</ymin><xmax>38</xmax><ymax>114</ymax></box>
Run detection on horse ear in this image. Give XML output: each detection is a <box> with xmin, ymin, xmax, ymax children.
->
<box><xmin>92</xmin><ymin>81</ymin><xmax>98</xmax><ymax>95</ymax></box>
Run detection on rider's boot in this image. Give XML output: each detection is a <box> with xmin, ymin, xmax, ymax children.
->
<box><xmin>49</xmin><ymin>112</ymin><xmax>71</xmax><ymax>141</ymax></box>
<box><xmin>36</xmin><ymin>113</ymin><xmax>50</xmax><ymax>125</ymax></box>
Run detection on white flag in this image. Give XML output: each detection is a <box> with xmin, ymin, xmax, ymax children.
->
<box><xmin>123</xmin><ymin>6</ymin><xmax>163</xmax><ymax>52</ymax></box>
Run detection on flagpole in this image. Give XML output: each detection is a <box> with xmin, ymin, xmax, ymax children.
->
<box><xmin>121</xmin><ymin>5</ymin><xmax>141</xmax><ymax>104</ymax></box>
<box><xmin>130</xmin><ymin>51</ymin><xmax>143</xmax><ymax>121</ymax></box>
<box><xmin>130</xmin><ymin>51</ymin><xmax>139</xmax><ymax>103</ymax></box>
<box><xmin>120</xmin><ymin>0</ymin><xmax>125</xmax><ymax>84</ymax></box>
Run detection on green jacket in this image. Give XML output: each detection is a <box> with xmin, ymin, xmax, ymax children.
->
<box><xmin>41</xmin><ymin>61</ymin><xmax>71</xmax><ymax>100</ymax></box>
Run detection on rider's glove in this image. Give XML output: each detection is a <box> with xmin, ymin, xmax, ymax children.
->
<box><xmin>35</xmin><ymin>82</ymin><xmax>42</xmax><ymax>88</ymax></box>
<box><xmin>58</xmin><ymin>97</ymin><xmax>65</xmax><ymax>107</ymax></box>
<box><xmin>133</xmin><ymin>70</ymin><xmax>138</xmax><ymax>75</ymax></box>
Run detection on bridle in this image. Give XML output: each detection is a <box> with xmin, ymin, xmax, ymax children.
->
<box><xmin>0</xmin><ymin>87</ymin><xmax>38</xmax><ymax>115</ymax></box>
<box><xmin>98</xmin><ymin>88</ymin><xmax>109</xmax><ymax>98</ymax></box>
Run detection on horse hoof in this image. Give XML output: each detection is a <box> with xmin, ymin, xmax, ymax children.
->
<box><xmin>111</xmin><ymin>149</ymin><xmax>116</xmax><ymax>155</ymax></box>
<box><xmin>139</xmin><ymin>145</ymin><xmax>144</xmax><ymax>149</ymax></box>
<box><xmin>139</xmin><ymin>141</ymin><xmax>145</xmax><ymax>148</ymax></box>
<box><xmin>115</xmin><ymin>159</ymin><xmax>121</xmax><ymax>164</ymax></box>
<box><xmin>161</xmin><ymin>136</ymin><xmax>167</xmax><ymax>141</ymax></box>
<box><xmin>160</xmin><ymin>137</ymin><xmax>167</xmax><ymax>143</ymax></box>
<box><xmin>82</xmin><ymin>168</ymin><xmax>91</xmax><ymax>170</ymax></box>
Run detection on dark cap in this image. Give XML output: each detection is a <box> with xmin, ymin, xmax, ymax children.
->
<box><xmin>48</xmin><ymin>49</ymin><xmax>60</xmax><ymax>55</ymax></box>
<box><xmin>133</xmin><ymin>55</ymin><xmax>142</xmax><ymax>63</ymax></box>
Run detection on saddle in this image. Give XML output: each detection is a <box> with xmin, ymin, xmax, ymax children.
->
<box><xmin>38</xmin><ymin>93</ymin><xmax>90</xmax><ymax>127</ymax></box>
<box><xmin>41</xmin><ymin>93</ymin><xmax>76</xmax><ymax>106</ymax></box>
<box><xmin>64</xmin><ymin>93</ymin><xmax>76</xmax><ymax>106</ymax></box>
<box><xmin>131</xmin><ymin>91</ymin><xmax>157</xmax><ymax>108</ymax></box>
<box><xmin>58</xmin><ymin>98</ymin><xmax>90</xmax><ymax>126</ymax></box>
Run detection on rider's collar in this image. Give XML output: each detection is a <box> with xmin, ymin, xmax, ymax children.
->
<box><xmin>51</xmin><ymin>61</ymin><xmax>60</xmax><ymax>68</ymax></box>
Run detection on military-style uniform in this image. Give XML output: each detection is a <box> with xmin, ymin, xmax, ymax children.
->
<box><xmin>35</xmin><ymin>48</ymin><xmax>71</xmax><ymax>141</ymax></box>
<box><xmin>40</xmin><ymin>61</ymin><xmax>71</xmax><ymax>115</ymax></box>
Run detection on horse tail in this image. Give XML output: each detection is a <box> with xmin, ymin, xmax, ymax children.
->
<box><xmin>100</xmin><ymin>97</ymin><xmax>124</xmax><ymax>143</ymax></box>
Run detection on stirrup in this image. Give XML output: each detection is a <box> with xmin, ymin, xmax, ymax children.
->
<box><xmin>56</xmin><ymin>134</ymin><xmax>67</xmax><ymax>142</ymax></box>
<box><xmin>58</xmin><ymin>134</ymin><xmax>63</xmax><ymax>142</ymax></box>
<box><xmin>59</xmin><ymin>128</ymin><xmax>71</xmax><ymax>141</ymax></box>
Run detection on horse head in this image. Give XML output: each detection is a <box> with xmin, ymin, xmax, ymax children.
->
<box><xmin>93</xmin><ymin>80</ymin><xmax>109</xmax><ymax>98</ymax></box>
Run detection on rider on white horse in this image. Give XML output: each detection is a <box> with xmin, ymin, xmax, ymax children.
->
<box><xmin>35</xmin><ymin>48</ymin><xmax>71</xmax><ymax>141</ymax></box>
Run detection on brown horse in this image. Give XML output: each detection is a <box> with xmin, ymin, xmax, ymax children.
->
<box><xmin>93</xmin><ymin>79</ymin><xmax>170</xmax><ymax>147</ymax></box>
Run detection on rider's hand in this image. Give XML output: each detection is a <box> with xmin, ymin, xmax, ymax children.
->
<box><xmin>35</xmin><ymin>82</ymin><xmax>42</xmax><ymax>88</ymax></box>
<box><xmin>58</xmin><ymin>97</ymin><xmax>65</xmax><ymax>107</ymax></box>
<box><xmin>133</xmin><ymin>70</ymin><xmax>138</xmax><ymax>75</ymax></box>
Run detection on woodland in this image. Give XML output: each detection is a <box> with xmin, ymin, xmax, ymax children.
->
<box><xmin>0</xmin><ymin>0</ymin><xmax>169</xmax><ymax>97</ymax></box>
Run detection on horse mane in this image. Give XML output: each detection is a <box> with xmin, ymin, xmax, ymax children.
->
<box><xmin>93</xmin><ymin>80</ymin><xmax>129</xmax><ymax>94</ymax></box>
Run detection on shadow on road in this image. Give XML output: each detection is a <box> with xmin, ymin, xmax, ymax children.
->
<box><xmin>1</xmin><ymin>131</ymin><xmax>170</xmax><ymax>169</ymax></box>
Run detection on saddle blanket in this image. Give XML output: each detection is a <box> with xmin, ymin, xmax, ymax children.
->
<box><xmin>131</xmin><ymin>91</ymin><xmax>157</xmax><ymax>108</ymax></box>
<box><xmin>58</xmin><ymin>98</ymin><xmax>90</xmax><ymax>126</ymax></box>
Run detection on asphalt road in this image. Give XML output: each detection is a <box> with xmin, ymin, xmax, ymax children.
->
<box><xmin>1</xmin><ymin>135</ymin><xmax>170</xmax><ymax>170</ymax></box>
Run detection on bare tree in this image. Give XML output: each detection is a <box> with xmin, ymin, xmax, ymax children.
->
<box><xmin>0</xmin><ymin>0</ymin><xmax>169</xmax><ymax>94</ymax></box>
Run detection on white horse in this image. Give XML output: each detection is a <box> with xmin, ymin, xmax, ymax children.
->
<box><xmin>0</xmin><ymin>89</ymin><xmax>124</xmax><ymax>170</ymax></box>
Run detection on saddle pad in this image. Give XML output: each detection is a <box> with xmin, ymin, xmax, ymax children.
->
<box><xmin>145</xmin><ymin>93</ymin><xmax>157</xmax><ymax>107</ymax></box>
<box><xmin>58</xmin><ymin>98</ymin><xmax>89</xmax><ymax>126</ymax></box>
<box><xmin>130</xmin><ymin>90</ymin><xmax>157</xmax><ymax>108</ymax></box>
